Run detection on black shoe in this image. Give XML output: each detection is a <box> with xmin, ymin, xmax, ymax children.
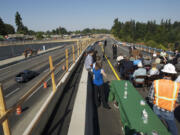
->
<box><xmin>103</xmin><ymin>104</ymin><xmax>111</xmax><ymax>109</ymax></box>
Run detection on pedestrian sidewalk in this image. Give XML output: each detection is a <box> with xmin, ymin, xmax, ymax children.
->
<box><xmin>0</xmin><ymin>46</ymin><xmax>63</xmax><ymax>67</ymax></box>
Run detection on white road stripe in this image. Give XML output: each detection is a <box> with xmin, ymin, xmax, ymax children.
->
<box><xmin>25</xmin><ymin>77</ymin><xmax>52</xmax><ymax>101</ymax></box>
<box><xmin>44</xmin><ymin>69</ymin><xmax>49</xmax><ymax>73</ymax></box>
<box><xmin>25</xmin><ymin>84</ymin><xmax>44</xmax><ymax>101</ymax></box>
<box><xmin>5</xmin><ymin>88</ymin><xmax>20</xmax><ymax>98</ymax></box>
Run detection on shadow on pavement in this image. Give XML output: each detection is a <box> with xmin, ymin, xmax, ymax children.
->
<box><xmin>104</xmin><ymin>81</ymin><xmax>110</xmax><ymax>103</ymax></box>
<box><xmin>41</xmin><ymin>58</ymin><xmax>83</xmax><ymax>135</ymax></box>
<box><xmin>87</xmin><ymin>74</ymin><xmax>100</xmax><ymax>135</ymax></box>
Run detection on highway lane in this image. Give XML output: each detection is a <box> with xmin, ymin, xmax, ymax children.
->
<box><xmin>0</xmin><ymin>42</ymin><xmax>78</xmax><ymax>134</ymax></box>
<box><xmin>0</xmin><ymin>44</ymin><xmax>69</xmax><ymax>82</ymax></box>
<box><xmin>0</xmin><ymin>43</ymin><xmax>74</xmax><ymax>108</ymax></box>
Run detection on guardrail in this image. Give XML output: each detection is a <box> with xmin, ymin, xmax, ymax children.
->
<box><xmin>0</xmin><ymin>38</ymin><xmax>98</xmax><ymax>135</ymax></box>
<box><xmin>117</xmin><ymin>41</ymin><xmax>174</xmax><ymax>58</ymax></box>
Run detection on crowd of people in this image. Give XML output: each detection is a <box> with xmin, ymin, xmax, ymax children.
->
<box><xmin>116</xmin><ymin>48</ymin><xmax>180</xmax><ymax>83</ymax></box>
<box><xmin>116</xmin><ymin>46</ymin><xmax>180</xmax><ymax>135</ymax></box>
<box><xmin>85</xmin><ymin>40</ymin><xmax>180</xmax><ymax>135</ymax></box>
<box><xmin>84</xmin><ymin>41</ymin><xmax>111</xmax><ymax>109</ymax></box>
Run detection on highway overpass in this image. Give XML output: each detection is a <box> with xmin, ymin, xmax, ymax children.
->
<box><xmin>0</xmin><ymin>37</ymin><xmax>179</xmax><ymax>135</ymax></box>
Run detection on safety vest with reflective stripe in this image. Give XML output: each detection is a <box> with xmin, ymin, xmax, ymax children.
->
<box><xmin>153</xmin><ymin>79</ymin><xmax>180</xmax><ymax>111</ymax></box>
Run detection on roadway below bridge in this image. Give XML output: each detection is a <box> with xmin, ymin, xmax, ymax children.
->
<box><xmin>0</xmin><ymin>42</ymin><xmax>77</xmax><ymax>135</ymax></box>
<box><xmin>2</xmin><ymin>37</ymin><xmax>179</xmax><ymax>135</ymax></box>
<box><xmin>0</xmin><ymin>41</ymin><xmax>74</xmax><ymax>61</ymax></box>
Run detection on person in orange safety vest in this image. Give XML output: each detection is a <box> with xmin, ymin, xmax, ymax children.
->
<box><xmin>148</xmin><ymin>63</ymin><xmax>180</xmax><ymax>135</ymax></box>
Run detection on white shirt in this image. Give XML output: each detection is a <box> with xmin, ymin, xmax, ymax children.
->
<box><xmin>148</xmin><ymin>68</ymin><xmax>159</xmax><ymax>76</ymax></box>
<box><xmin>160</xmin><ymin>52</ymin><xmax>167</xmax><ymax>57</ymax></box>
<box><xmin>84</xmin><ymin>54</ymin><xmax>93</xmax><ymax>70</ymax></box>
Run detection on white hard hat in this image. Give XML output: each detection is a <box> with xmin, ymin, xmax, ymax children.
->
<box><xmin>155</xmin><ymin>58</ymin><xmax>161</xmax><ymax>64</ymax></box>
<box><xmin>153</xmin><ymin>53</ymin><xmax>157</xmax><ymax>57</ymax></box>
<box><xmin>161</xmin><ymin>63</ymin><xmax>177</xmax><ymax>74</ymax></box>
<box><xmin>116</xmin><ymin>56</ymin><xmax>124</xmax><ymax>61</ymax></box>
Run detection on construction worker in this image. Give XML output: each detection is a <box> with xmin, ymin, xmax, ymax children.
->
<box><xmin>148</xmin><ymin>63</ymin><xmax>180</xmax><ymax>135</ymax></box>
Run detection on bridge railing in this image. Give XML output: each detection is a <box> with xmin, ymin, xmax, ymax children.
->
<box><xmin>0</xmin><ymin>38</ymin><xmax>98</xmax><ymax>135</ymax></box>
<box><xmin>117</xmin><ymin>41</ymin><xmax>174</xmax><ymax>58</ymax></box>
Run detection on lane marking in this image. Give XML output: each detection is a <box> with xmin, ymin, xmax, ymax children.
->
<box><xmin>25</xmin><ymin>84</ymin><xmax>44</xmax><ymax>101</ymax></box>
<box><xmin>100</xmin><ymin>44</ymin><xmax>120</xmax><ymax>80</ymax></box>
<box><xmin>105</xmin><ymin>55</ymin><xmax>120</xmax><ymax>80</ymax></box>
<box><xmin>25</xmin><ymin>73</ymin><xmax>54</xmax><ymax>101</ymax></box>
<box><xmin>5</xmin><ymin>87</ymin><xmax>20</xmax><ymax>98</ymax></box>
<box><xmin>44</xmin><ymin>69</ymin><xmax>49</xmax><ymax>73</ymax></box>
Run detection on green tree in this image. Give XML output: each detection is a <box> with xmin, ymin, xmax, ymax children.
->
<box><xmin>111</xmin><ymin>18</ymin><xmax>122</xmax><ymax>38</ymax></box>
<box><xmin>36</xmin><ymin>32</ymin><xmax>44</xmax><ymax>40</ymax></box>
<box><xmin>15</xmin><ymin>11</ymin><xmax>29</xmax><ymax>34</ymax></box>
<box><xmin>0</xmin><ymin>17</ymin><xmax>6</xmax><ymax>35</ymax></box>
<box><xmin>4</xmin><ymin>24</ymin><xmax>15</xmax><ymax>34</ymax></box>
<box><xmin>146</xmin><ymin>40</ymin><xmax>158</xmax><ymax>48</ymax></box>
<box><xmin>58</xmin><ymin>27</ymin><xmax>68</xmax><ymax>35</ymax></box>
<box><xmin>111</xmin><ymin>19</ymin><xmax>180</xmax><ymax>50</ymax></box>
<box><xmin>28</xmin><ymin>30</ymin><xmax>36</xmax><ymax>35</ymax></box>
<box><xmin>15</xmin><ymin>12</ymin><xmax>23</xmax><ymax>33</ymax></box>
<box><xmin>82</xmin><ymin>28</ymin><xmax>91</xmax><ymax>34</ymax></box>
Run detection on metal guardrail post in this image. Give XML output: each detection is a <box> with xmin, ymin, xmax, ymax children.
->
<box><xmin>49</xmin><ymin>56</ymin><xmax>56</xmax><ymax>93</ymax></box>
<box><xmin>0</xmin><ymin>84</ymin><xmax>11</xmax><ymax>135</ymax></box>
<box><xmin>83</xmin><ymin>41</ymin><xmax>85</xmax><ymax>50</ymax></box>
<box><xmin>66</xmin><ymin>49</ymin><xmax>69</xmax><ymax>71</ymax></box>
<box><xmin>72</xmin><ymin>46</ymin><xmax>75</xmax><ymax>63</ymax></box>
<box><xmin>80</xmin><ymin>43</ymin><xmax>82</xmax><ymax>54</ymax></box>
<box><xmin>77</xmin><ymin>44</ymin><xmax>79</xmax><ymax>57</ymax></box>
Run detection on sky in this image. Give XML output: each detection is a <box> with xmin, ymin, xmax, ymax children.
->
<box><xmin>0</xmin><ymin>0</ymin><xmax>180</xmax><ymax>31</ymax></box>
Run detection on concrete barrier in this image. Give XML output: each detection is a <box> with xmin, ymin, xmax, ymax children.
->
<box><xmin>67</xmin><ymin>66</ymin><xmax>88</xmax><ymax>135</ymax></box>
<box><xmin>67</xmin><ymin>67</ymin><xmax>95</xmax><ymax>135</ymax></box>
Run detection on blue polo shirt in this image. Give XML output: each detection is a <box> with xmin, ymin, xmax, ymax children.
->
<box><xmin>133</xmin><ymin>59</ymin><xmax>141</xmax><ymax>65</ymax></box>
<box><xmin>93</xmin><ymin>68</ymin><xmax>103</xmax><ymax>86</ymax></box>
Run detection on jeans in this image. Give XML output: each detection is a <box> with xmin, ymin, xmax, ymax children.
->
<box><xmin>153</xmin><ymin>106</ymin><xmax>178</xmax><ymax>135</ymax></box>
<box><xmin>94</xmin><ymin>84</ymin><xmax>107</xmax><ymax>107</ymax></box>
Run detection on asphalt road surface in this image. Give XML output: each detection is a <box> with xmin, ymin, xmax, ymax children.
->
<box><xmin>0</xmin><ymin>42</ymin><xmax>77</xmax><ymax>135</ymax></box>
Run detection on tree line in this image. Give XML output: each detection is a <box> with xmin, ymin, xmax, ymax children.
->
<box><xmin>111</xmin><ymin>18</ymin><xmax>180</xmax><ymax>50</ymax></box>
<box><xmin>0</xmin><ymin>18</ymin><xmax>15</xmax><ymax>36</ymax></box>
<box><xmin>0</xmin><ymin>11</ymin><xmax>110</xmax><ymax>40</ymax></box>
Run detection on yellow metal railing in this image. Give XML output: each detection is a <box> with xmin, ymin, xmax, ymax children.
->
<box><xmin>0</xmin><ymin>38</ymin><xmax>98</xmax><ymax>135</ymax></box>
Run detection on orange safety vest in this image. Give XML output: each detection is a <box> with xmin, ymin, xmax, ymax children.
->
<box><xmin>153</xmin><ymin>79</ymin><xmax>180</xmax><ymax>111</ymax></box>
